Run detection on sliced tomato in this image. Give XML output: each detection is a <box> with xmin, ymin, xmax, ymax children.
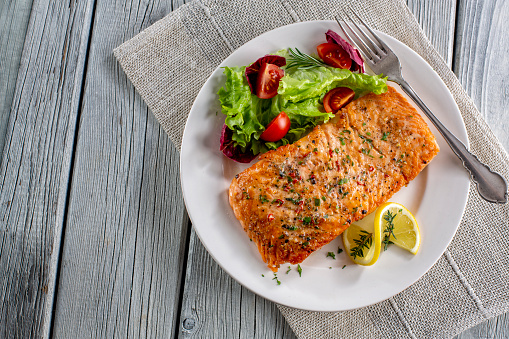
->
<box><xmin>260</xmin><ymin>112</ymin><xmax>291</xmax><ymax>142</ymax></box>
<box><xmin>323</xmin><ymin>87</ymin><xmax>355</xmax><ymax>113</ymax></box>
<box><xmin>255</xmin><ymin>63</ymin><xmax>284</xmax><ymax>99</ymax></box>
<box><xmin>317</xmin><ymin>43</ymin><xmax>352</xmax><ymax>69</ymax></box>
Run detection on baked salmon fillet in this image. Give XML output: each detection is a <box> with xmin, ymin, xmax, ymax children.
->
<box><xmin>229</xmin><ymin>86</ymin><xmax>439</xmax><ymax>271</ymax></box>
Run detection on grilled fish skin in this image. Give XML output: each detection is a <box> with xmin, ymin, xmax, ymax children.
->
<box><xmin>229</xmin><ymin>86</ymin><xmax>439</xmax><ymax>271</ymax></box>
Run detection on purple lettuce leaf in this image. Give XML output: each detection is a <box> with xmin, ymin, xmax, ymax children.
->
<box><xmin>244</xmin><ymin>55</ymin><xmax>286</xmax><ymax>94</ymax></box>
<box><xmin>325</xmin><ymin>29</ymin><xmax>364</xmax><ymax>73</ymax></box>
<box><xmin>220</xmin><ymin>124</ymin><xmax>257</xmax><ymax>163</ymax></box>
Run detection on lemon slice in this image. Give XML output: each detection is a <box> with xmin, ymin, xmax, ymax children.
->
<box><xmin>342</xmin><ymin>223</ymin><xmax>381</xmax><ymax>266</ymax></box>
<box><xmin>375</xmin><ymin>202</ymin><xmax>420</xmax><ymax>254</ymax></box>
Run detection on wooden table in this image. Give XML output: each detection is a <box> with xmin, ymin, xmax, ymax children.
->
<box><xmin>1</xmin><ymin>0</ymin><xmax>507</xmax><ymax>338</ymax></box>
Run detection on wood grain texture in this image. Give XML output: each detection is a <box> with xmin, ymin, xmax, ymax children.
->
<box><xmin>0</xmin><ymin>0</ymin><xmax>94</xmax><ymax>337</ymax></box>
<box><xmin>50</xmin><ymin>0</ymin><xmax>189</xmax><ymax>338</ymax></box>
<box><xmin>0</xmin><ymin>0</ymin><xmax>34</xmax><ymax>159</ymax></box>
<box><xmin>452</xmin><ymin>0</ymin><xmax>509</xmax><ymax>338</ymax></box>
<box><xmin>453</xmin><ymin>0</ymin><xmax>509</xmax><ymax>151</ymax></box>
<box><xmin>406</xmin><ymin>0</ymin><xmax>457</xmax><ymax>67</ymax></box>
<box><xmin>178</xmin><ymin>231</ymin><xmax>295</xmax><ymax>338</ymax></box>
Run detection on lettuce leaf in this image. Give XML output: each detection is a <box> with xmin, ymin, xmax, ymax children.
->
<box><xmin>218</xmin><ymin>59</ymin><xmax>387</xmax><ymax>161</ymax></box>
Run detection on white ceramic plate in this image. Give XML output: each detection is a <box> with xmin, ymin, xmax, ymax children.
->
<box><xmin>180</xmin><ymin>21</ymin><xmax>469</xmax><ymax>311</ymax></box>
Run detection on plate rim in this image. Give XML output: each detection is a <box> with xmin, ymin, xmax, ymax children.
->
<box><xmin>179</xmin><ymin>20</ymin><xmax>470</xmax><ymax>311</ymax></box>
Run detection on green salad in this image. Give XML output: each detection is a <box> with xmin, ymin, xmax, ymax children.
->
<box><xmin>218</xmin><ymin>40</ymin><xmax>388</xmax><ymax>163</ymax></box>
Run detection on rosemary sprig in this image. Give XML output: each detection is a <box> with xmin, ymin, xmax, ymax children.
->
<box><xmin>349</xmin><ymin>230</ymin><xmax>372</xmax><ymax>259</ymax></box>
<box><xmin>382</xmin><ymin>210</ymin><xmax>397</xmax><ymax>250</ymax></box>
<box><xmin>286</xmin><ymin>48</ymin><xmax>330</xmax><ymax>70</ymax></box>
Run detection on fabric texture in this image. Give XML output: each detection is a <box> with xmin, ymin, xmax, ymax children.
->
<box><xmin>113</xmin><ymin>0</ymin><xmax>509</xmax><ymax>338</ymax></box>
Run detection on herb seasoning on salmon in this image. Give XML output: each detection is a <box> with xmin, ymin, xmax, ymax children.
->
<box><xmin>229</xmin><ymin>87</ymin><xmax>439</xmax><ymax>272</ymax></box>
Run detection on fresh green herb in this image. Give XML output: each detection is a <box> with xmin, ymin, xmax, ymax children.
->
<box><xmin>382</xmin><ymin>210</ymin><xmax>397</xmax><ymax>250</ymax></box>
<box><xmin>338</xmin><ymin>178</ymin><xmax>349</xmax><ymax>185</ymax></box>
<box><xmin>302</xmin><ymin>216</ymin><xmax>312</xmax><ymax>225</ymax></box>
<box><xmin>326</xmin><ymin>252</ymin><xmax>336</xmax><ymax>259</ymax></box>
<box><xmin>286</xmin><ymin>266</ymin><xmax>291</xmax><ymax>274</ymax></box>
<box><xmin>342</xmin><ymin>265</ymin><xmax>347</xmax><ymax>269</ymax></box>
<box><xmin>361</xmin><ymin>148</ymin><xmax>375</xmax><ymax>158</ymax></box>
<box><xmin>349</xmin><ymin>230</ymin><xmax>373</xmax><ymax>259</ymax></box>
<box><xmin>334</xmin><ymin>148</ymin><xmax>340</xmax><ymax>154</ymax></box>
<box><xmin>262</xmin><ymin>274</ymin><xmax>265</xmax><ymax>277</ymax></box>
<box><xmin>321</xmin><ymin>196</ymin><xmax>327</xmax><ymax>201</ymax></box>
<box><xmin>338</xmin><ymin>247</ymin><xmax>343</xmax><ymax>254</ymax></box>
<box><xmin>338</xmin><ymin>137</ymin><xmax>346</xmax><ymax>146</ymax></box>
<box><xmin>242</xmin><ymin>191</ymin><xmax>251</xmax><ymax>199</ymax></box>
<box><xmin>314</xmin><ymin>198</ymin><xmax>321</xmax><ymax>206</ymax></box>
<box><xmin>302</xmin><ymin>241</ymin><xmax>309</xmax><ymax>247</ymax></box>
<box><xmin>259</xmin><ymin>195</ymin><xmax>269</xmax><ymax>203</ymax></box>
<box><xmin>382</xmin><ymin>132</ymin><xmax>389</xmax><ymax>141</ymax></box>
<box><xmin>297</xmin><ymin>264</ymin><xmax>302</xmax><ymax>277</ymax></box>
<box><xmin>313</xmin><ymin>147</ymin><xmax>318</xmax><ymax>152</ymax></box>
<box><xmin>359</xmin><ymin>134</ymin><xmax>373</xmax><ymax>146</ymax></box>
<box><xmin>283</xmin><ymin>224</ymin><xmax>298</xmax><ymax>231</ymax></box>
<box><xmin>346</xmin><ymin>154</ymin><xmax>354</xmax><ymax>166</ymax></box>
<box><xmin>272</xmin><ymin>273</ymin><xmax>281</xmax><ymax>285</ymax></box>
<box><xmin>278</xmin><ymin>234</ymin><xmax>285</xmax><ymax>239</ymax></box>
<box><xmin>285</xmin><ymin>197</ymin><xmax>302</xmax><ymax>205</ymax></box>
<box><xmin>286</xmin><ymin>47</ymin><xmax>331</xmax><ymax>70</ymax></box>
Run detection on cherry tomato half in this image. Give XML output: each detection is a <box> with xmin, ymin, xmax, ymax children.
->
<box><xmin>260</xmin><ymin>112</ymin><xmax>291</xmax><ymax>142</ymax></box>
<box><xmin>317</xmin><ymin>43</ymin><xmax>352</xmax><ymax>69</ymax></box>
<box><xmin>323</xmin><ymin>87</ymin><xmax>355</xmax><ymax>113</ymax></box>
<box><xmin>256</xmin><ymin>63</ymin><xmax>284</xmax><ymax>99</ymax></box>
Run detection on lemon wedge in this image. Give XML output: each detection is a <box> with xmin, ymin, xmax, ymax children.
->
<box><xmin>375</xmin><ymin>202</ymin><xmax>420</xmax><ymax>254</ymax></box>
<box><xmin>342</xmin><ymin>222</ymin><xmax>381</xmax><ymax>266</ymax></box>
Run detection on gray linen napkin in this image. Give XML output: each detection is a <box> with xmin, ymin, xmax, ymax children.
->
<box><xmin>114</xmin><ymin>0</ymin><xmax>509</xmax><ymax>337</ymax></box>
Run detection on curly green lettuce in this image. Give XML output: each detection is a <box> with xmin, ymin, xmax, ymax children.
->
<box><xmin>218</xmin><ymin>60</ymin><xmax>387</xmax><ymax>161</ymax></box>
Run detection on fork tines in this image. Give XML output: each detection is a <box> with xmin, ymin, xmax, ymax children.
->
<box><xmin>335</xmin><ymin>8</ymin><xmax>390</xmax><ymax>62</ymax></box>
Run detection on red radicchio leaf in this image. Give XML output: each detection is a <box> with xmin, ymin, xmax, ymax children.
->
<box><xmin>325</xmin><ymin>29</ymin><xmax>364</xmax><ymax>73</ymax></box>
<box><xmin>220</xmin><ymin>124</ymin><xmax>257</xmax><ymax>163</ymax></box>
<box><xmin>244</xmin><ymin>55</ymin><xmax>286</xmax><ymax>94</ymax></box>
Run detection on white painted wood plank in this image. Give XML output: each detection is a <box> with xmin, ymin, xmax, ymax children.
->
<box><xmin>0</xmin><ymin>0</ymin><xmax>95</xmax><ymax>337</ymax></box>
<box><xmin>50</xmin><ymin>1</ymin><xmax>190</xmax><ymax>338</ymax></box>
<box><xmin>406</xmin><ymin>0</ymin><xmax>457</xmax><ymax>67</ymax></box>
<box><xmin>178</xmin><ymin>230</ymin><xmax>296</xmax><ymax>338</ymax></box>
<box><xmin>452</xmin><ymin>0</ymin><xmax>509</xmax><ymax>338</ymax></box>
<box><xmin>453</xmin><ymin>0</ymin><xmax>509</xmax><ymax>151</ymax></box>
<box><xmin>0</xmin><ymin>0</ymin><xmax>33</xmax><ymax>159</ymax></box>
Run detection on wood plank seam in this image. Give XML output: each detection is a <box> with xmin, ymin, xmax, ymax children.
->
<box><xmin>173</xmin><ymin>219</ymin><xmax>193</xmax><ymax>338</ymax></box>
<box><xmin>43</xmin><ymin>1</ymin><xmax>98</xmax><ymax>338</ymax></box>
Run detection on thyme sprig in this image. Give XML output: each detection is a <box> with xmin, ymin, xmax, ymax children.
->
<box><xmin>382</xmin><ymin>210</ymin><xmax>397</xmax><ymax>250</ymax></box>
<box><xmin>349</xmin><ymin>230</ymin><xmax>372</xmax><ymax>259</ymax></box>
<box><xmin>286</xmin><ymin>48</ymin><xmax>330</xmax><ymax>70</ymax></box>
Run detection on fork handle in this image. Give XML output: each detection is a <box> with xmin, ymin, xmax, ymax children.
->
<box><xmin>396</xmin><ymin>78</ymin><xmax>508</xmax><ymax>204</ymax></box>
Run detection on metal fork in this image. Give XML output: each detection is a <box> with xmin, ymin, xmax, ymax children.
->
<box><xmin>335</xmin><ymin>11</ymin><xmax>507</xmax><ymax>204</ymax></box>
